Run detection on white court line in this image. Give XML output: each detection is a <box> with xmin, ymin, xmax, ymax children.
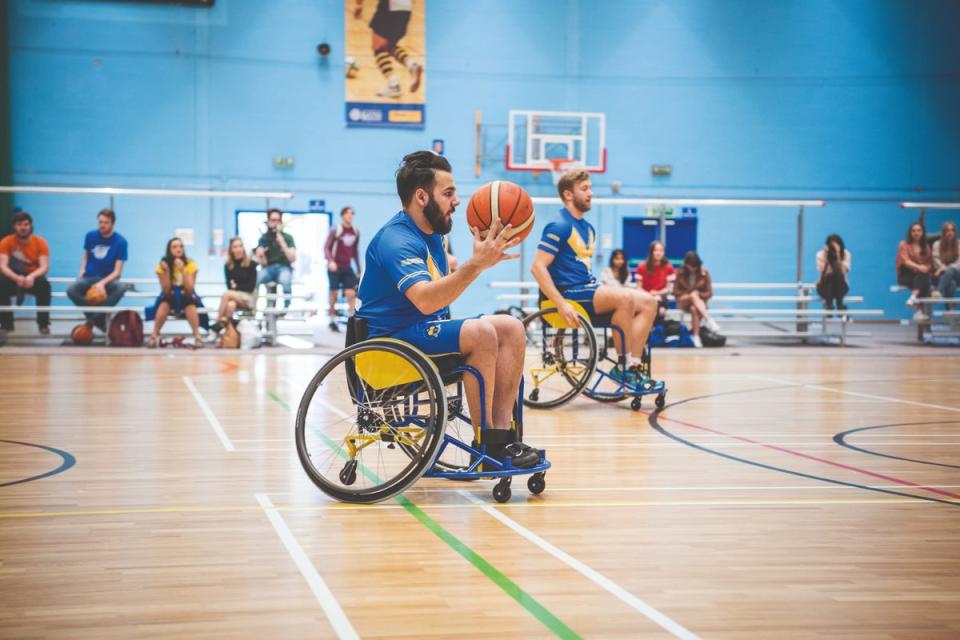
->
<box><xmin>255</xmin><ymin>493</ymin><xmax>359</xmax><ymax>640</ymax></box>
<box><xmin>182</xmin><ymin>375</ymin><xmax>235</xmax><ymax>452</ymax></box>
<box><xmin>742</xmin><ymin>374</ymin><xmax>960</xmax><ymax>414</ymax></box>
<box><xmin>459</xmin><ymin>491</ymin><xmax>701</xmax><ymax>640</ymax></box>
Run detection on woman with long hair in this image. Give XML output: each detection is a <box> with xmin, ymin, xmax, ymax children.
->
<box><xmin>933</xmin><ymin>221</ymin><xmax>959</xmax><ymax>300</ymax></box>
<box><xmin>147</xmin><ymin>237</ymin><xmax>203</xmax><ymax>347</ymax></box>
<box><xmin>599</xmin><ymin>249</ymin><xmax>634</xmax><ymax>287</ymax></box>
<box><xmin>896</xmin><ymin>222</ymin><xmax>933</xmax><ymax>321</ymax></box>
<box><xmin>211</xmin><ymin>237</ymin><xmax>258</xmax><ymax>334</ymax></box>
<box><xmin>673</xmin><ymin>251</ymin><xmax>714</xmax><ymax>348</ymax></box>
<box><xmin>635</xmin><ymin>241</ymin><xmax>674</xmax><ymax>320</ymax></box>
<box><xmin>815</xmin><ymin>233</ymin><xmax>851</xmax><ymax>311</ymax></box>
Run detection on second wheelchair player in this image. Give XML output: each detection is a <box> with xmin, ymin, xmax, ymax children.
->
<box><xmin>530</xmin><ymin>168</ymin><xmax>665</xmax><ymax>391</ymax></box>
<box><xmin>355</xmin><ymin>151</ymin><xmax>542</xmax><ymax>467</ymax></box>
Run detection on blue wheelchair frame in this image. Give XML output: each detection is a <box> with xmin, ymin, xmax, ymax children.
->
<box><xmin>584</xmin><ymin>322</ymin><xmax>667</xmax><ymax>410</ymax></box>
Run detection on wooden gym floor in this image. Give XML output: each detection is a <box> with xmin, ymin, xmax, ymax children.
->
<box><xmin>1</xmin><ymin>348</ymin><xmax>958</xmax><ymax>639</ymax></box>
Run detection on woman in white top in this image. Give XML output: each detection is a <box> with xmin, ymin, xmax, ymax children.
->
<box><xmin>933</xmin><ymin>221</ymin><xmax>959</xmax><ymax>299</ymax></box>
<box><xmin>815</xmin><ymin>234</ymin><xmax>851</xmax><ymax>311</ymax></box>
<box><xmin>599</xmin><ymin>249</ymin><xmax>635</xmax><ymax>287</ymax></box>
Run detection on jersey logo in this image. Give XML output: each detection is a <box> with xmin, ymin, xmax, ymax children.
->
<box><xmin>426</xmin><ymin>254</ymin><xmax>443</xmax><ymax>281</ymax></box>
<box><xmin>566</xmin><ymin>228</ymin><xmax>595</xmax><ymax>271</ymax></box>
<box><xmin>426</xmin><ymin>324</ymin><xmax>441</xmax><ymax>337</ymax></box>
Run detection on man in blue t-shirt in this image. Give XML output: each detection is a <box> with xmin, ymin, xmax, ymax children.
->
<box><xmin>67</xmin><ymin>208</ymin><xmax>128</xmax><ymax>331</ymax></box>
<box><xmin>357</xmin><ymin>150</ymin><xmax>540</xmax><ymax>468</ymax></box>
<box><xmin>531</xmin><ymin>169</ymin><xmax>662</xmax><ymax>389</ymax></box>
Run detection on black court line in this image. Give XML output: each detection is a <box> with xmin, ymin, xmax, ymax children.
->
<box><xmin>833</xmin><ymin>421</ymin><xmax>960</xmax><ymax>470</ymax></box>
<box><xmin>647</xmin><ymin>386</ymin><xmax>960</xmax><ymax>508</ymax></box>
<box><xmin>0</xmin><ymin>439</ymin><xmax>77</xmax><ymax>488</ymax></box>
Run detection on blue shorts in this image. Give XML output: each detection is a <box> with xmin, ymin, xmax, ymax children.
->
<box><xmin>540</xmin><ymin>281</ymin><xmax>607</xmax><ymax>323</ymax></box>
<box><xmin>390</xmin><ymin>317</ymin><xmax>469</xmax><ymax>371</ymax></box>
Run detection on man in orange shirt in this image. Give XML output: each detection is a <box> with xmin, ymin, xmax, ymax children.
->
<box><xmin>0</xmin><ymin>211</ymin><xmax>52</xmax><ymax>334</ymax></box>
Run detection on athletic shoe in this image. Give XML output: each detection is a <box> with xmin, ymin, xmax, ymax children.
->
<box><xmin>609</xmin><ymin>366</ymin><xmax>638</xmax><ymax>387</ymax></box>
<box><xmin>38</xmin><ymin>325</ymin><xmax>50</xmax><ymax>335</ymax></box>
<box><xmin>906</xmin><ymin>295</ymin><xmax>917</xmax><ymax>307</ymax></box>
<box><xmin>329</xmin><ymin>320</ymin><xmax>340</xmax><ymax>333</ymax></box>
<box><xmin>377</xmin><ymin>82</ymin><xmax>402</xmax><ymax>98</ymax></box>
<box><xmin>705</xmin><ymin>316</ymin><xmax>721</xmax><ymax>333</ymax></box>
<box><xmin>913</xmin><ymin>309</ymin><xmax>930</xmax><ymax>322</ymax></box>
<box><xmin>635</xmin><ymin>373</ymin><xmax>666</xmax><ymax>391</ymax></box>
<box><xmin>692</xmin><ymin>334</ymin><xmax>703</xmax><ymax>348</ymax></box>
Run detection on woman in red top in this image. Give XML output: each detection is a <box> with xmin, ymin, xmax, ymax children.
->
<box><xmin>636</xmin><ymin>241</ymin><xmax>674</xmax><ymax>319</ymax></box>
<box><xmin>896</xmin><ymin>222</ymin><xmax>933</xmax><ymax>321</ymax></box>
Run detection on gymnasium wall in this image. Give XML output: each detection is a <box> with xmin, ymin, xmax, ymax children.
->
<box><xmin>7</xmin><ymin>0</ymin><xmax>960</xmax><ymax>319</ymax></box>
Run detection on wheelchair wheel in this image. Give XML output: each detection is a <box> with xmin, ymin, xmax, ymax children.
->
<box><xmin>295</xmin><ymin>339</ymin><xmax>447</xmax><ymax>504</ymax></box>
<box><xmin>522</xmin><ymin>308</ymin><xmax>597</xmax><ymax>409</ymax></box>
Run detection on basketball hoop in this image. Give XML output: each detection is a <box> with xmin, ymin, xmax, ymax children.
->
<box><xmin>549</xmin><ymin>158</ymin><xmax>579</xmax><ymax>185</ymax></box>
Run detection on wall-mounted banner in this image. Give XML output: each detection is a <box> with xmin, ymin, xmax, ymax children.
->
<box><xmin>345</xmin><ymin>0</ymin><xmax>426</xmax><ymax>129</ymax></box>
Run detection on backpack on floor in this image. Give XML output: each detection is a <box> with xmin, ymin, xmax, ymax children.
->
<box><xmin>699</xmin><ymin>326</ymin><xmax>727</xmax><ymax>348</ymax></box>
<box><xmin>109</xmin><ymin>310</ymin><xmax>144</xmax><ymax>347</ymax></box>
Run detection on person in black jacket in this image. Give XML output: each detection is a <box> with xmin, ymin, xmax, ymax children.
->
<box><xmin>211</xmin><ymin>237</ymin><xmax>257</xmax><ymax>334</ymax></box>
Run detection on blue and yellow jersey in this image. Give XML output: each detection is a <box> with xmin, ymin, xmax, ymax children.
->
<box><xmin>537</xmin><ymin>208</ymin><xmax>596</xmax><ymax>289</ymax></box>
<box><xmin>357</xmin><ymin>211</ymin><xmax>449</xmax><ymax>336</ymax></box>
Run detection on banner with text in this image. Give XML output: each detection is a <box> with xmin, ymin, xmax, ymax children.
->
<box><xmin>345</xmin><ymin>0</ymin><xmax>426</xmax><ymax>129</ymax></box>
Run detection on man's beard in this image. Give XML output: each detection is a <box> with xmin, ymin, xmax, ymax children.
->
<box><xmin>424</xmin><ymin>196</ymin><xmax>453</xmax><ymax>234</ymax></box>
<box><xmin>574</xmin><ymin>194</ymin><xmax>591</xmax><ymax>213</ymax></box>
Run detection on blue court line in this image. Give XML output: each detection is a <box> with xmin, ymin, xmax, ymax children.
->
<box><xmin>833</xmin><ymin>421</ymin><xmax>960</xmax><ymax>470</ymax></box>
<box><xmin>0</xmin><ymin>439</ymin><xmax>76</xmax><ymax>488</ymax></box>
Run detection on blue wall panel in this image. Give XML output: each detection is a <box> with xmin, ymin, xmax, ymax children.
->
<box><xmin>7</xmin><ymin>0</ymin><xmax>960</xmax><ymax>319</ymax></box>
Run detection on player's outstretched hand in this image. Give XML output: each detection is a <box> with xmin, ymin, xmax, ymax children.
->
<box><xmin>469</xmin><ymin>216</ymin><xmax>521</xmax><ymax>270</ymax></box>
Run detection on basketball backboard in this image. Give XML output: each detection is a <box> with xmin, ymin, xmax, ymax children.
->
<box><xmin>506</xmin><ymin>110</ymin><xmax>606</xmax><ymax>174</ymax></box>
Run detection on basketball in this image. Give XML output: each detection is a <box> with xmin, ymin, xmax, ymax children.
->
<box><xmin>466</xmin><ymin>180</ymin><xmax>535</xmax><ymax>242</ymax></box>
<box><xmin>71</xmin><ymin>323</ymin><xmax>94</xmax><ymax>345</ymax></box>
<box><xmin>85</xmin><ymin>287</ymin><xmax>107</xmax><ymax>305</ymax></box>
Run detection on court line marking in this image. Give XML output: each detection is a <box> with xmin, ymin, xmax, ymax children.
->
<box><xmin>657</xmin><ymin>413</ymin><xmax>960</xmax><ymax>500</ymax></box>
<box><xmin>274</xmin><ymin>391</ymin><xmax>580</xmax><ymax>638</ymax></box>
<box><xmin>2</xmin><ymin>496</ymin><xmax>952</xmax><ymax>520</ymax></box>
<box><xmin>459</xmin><ymin>490</ymin><xmax>701</xmax><ymax>639</ymax></box>
<box><xmin>742</xmin><ymin>374</ymin><xmax>960</xmax><ymax>414</ymax></box>
<box><xmin>255</xmin><ymin>493</ymin><xmax>359</xmax><ymax>640</ymax></box>
<box><xmin>182</xmin><ymin>375</ymin><xmax>235</xmax><ymax>452</ymax></box>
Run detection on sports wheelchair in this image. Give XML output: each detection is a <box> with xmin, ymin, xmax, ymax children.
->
<box><xmin>521</xmin><ymin>299</ymin><xmax>667</xmax><ymax>412</ymax></box>
<box><xmin>295</xmin><ymin>317</ymin><xmax>550</xmax><ymax>504</ymax></box>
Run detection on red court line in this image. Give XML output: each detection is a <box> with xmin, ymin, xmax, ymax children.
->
<box><xmin>656</xmin><ymin>413</ymin><xmax>960</xmax><ymax>501</ymax></box>
<box><xmin>219</xmin><ymin>359</ymin><xmax>240</xmax><ymax>373</ymax></box>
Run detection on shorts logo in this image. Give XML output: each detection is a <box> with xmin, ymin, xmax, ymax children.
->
<box><xmin>426</xmin><ymin>325</ymin><xmax>441</xmax><ymax>338</ymax></box>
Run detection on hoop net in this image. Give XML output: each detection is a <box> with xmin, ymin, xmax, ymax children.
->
<box><xmin>549</xmin><ymin>158</ymin><xmax>583</xmax><ymax>185</ymax></box>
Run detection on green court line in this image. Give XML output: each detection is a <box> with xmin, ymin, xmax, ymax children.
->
<box><xmin>270</xmin><ymin>389</ymin><xmax>580</xmax><ymax>639</ymax></box>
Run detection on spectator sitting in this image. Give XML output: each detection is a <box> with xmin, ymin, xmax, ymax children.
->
<box><xmin>933</xmin><ymin>221</ymin><xmax>959</xmax><ymax>301</ymax></box>
<box><xmin>635</xmin><ymin>241</ymin><xmax>674</xmax><ymax>319</ymax></box>
<box><xmin>599</xmin><ymin>249</ymin><xmax>635</xmax><ymax>288</ymax></box>
<box><xmin>816</xmin><ymin>233</ymin><xmax>851</xmax><ymax>312</ymax></box>
<box><xmin>896</xmin><ymin>222</ymin><xmax>933</xmax><ymax>321</ymax></box>
<box><xmin>66</xmin><ymin>208</ymin><xmax>128</xmax><ymax>332</ymax></box>
<box><xmin>210</xmin><ymin>237</ymin><xmax>257</xmax><ymax>335</ymax></box>
<box><xmin>0</xmin><ymin>211</ymin><xmax>52</xmax><ymax>335</ymax></box>
<box><xmin>255</xmin><ymin>208</ymin><xmax>296</xmax><ymax>308</ymax></box>
<box><xmin>673</xmin><ymin>251</ymin><xmax>715</xmax><ymax>348</ymax></box>
<box><xmin>146</xmin><ymin>238</ymin><xmax>205</xmax><ymax>348</ymax></box>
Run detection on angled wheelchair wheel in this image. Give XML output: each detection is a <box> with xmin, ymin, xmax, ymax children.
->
<box><xmin>522</xmin><ymin>308</ymin><xmax>597</xmax><ymax>409</ymax></box>
<box><xmin>295</xmin><ymin>339</ymin><xmax>447</xmax><ymax>504</ymax></box>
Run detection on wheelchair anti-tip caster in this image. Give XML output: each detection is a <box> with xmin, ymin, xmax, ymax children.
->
<box><xmin>655</xmin><ymin>393</ymin><xmax>666</xmax><ymax>409</ymax></box>
<box><xmin>527</xmin><ymin>472</ymin><xmax>546</xmax><ymax>495</ymax></box>
<box><xmin>339</xmin><ymin>460</ymin><xmax>358</xmax><ymax>486</ymax></box>
<box><xmin>493</xmin><ymin>477</ymin><xmax>512</xmax><ymax>503</ymax></box>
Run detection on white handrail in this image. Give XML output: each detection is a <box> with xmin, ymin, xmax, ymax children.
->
<box><xmin>530</xmin><ymin>197</ymin><xmax>825</xmax><ymax>207</ymax></box>
<box><xmin>0</xmin><ymin>185</ymin><xmax>294</xmax><ymax>199</ymax></box>
<box><xmin>900</xmin><ymin>202</ymin><xmax>960</xmax><ymax>210</ymax></box>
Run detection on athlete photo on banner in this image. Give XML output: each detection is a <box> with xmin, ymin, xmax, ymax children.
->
<box><xmin>345</xmin><ymin>0</ymin><xmax>426</xmax><ymax>129</ymax></box>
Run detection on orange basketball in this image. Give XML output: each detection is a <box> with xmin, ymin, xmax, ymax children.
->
<box><xmin>85</xmin><ymin>287</ymin><xmax>107</xmax><ymax>305</ymax></box>
<box><xmin>71</xmin><ymin>324</ymin><xmax>94</xmax><ymax>345</ymax></box>
<box><xmin>466</xmin><ymin>180</ymin><xmax>535</xmax><ymax>242</ymax></box>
